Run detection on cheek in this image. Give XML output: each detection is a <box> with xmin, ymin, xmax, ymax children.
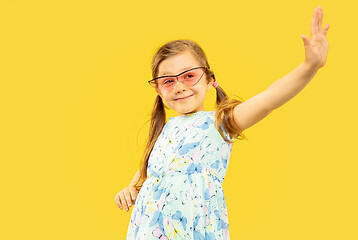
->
<box><xmin>164</xmin><ymin>96</ymin><xmax>175</xmax><ymax>105</ymax></box>
<box><xmin>194</xmin><ymin>90</ymin><xmax>205</xmax><ymax>98</ymax></box>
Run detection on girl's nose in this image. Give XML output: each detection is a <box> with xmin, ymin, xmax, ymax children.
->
<box><xmin>173</xmin><ymin>80</ymin><xmax>187</xmax><ymax>92</ymax></box>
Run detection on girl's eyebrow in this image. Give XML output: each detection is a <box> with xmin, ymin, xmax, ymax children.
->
<box><xmin>160</xmin><ymin>66</ymin><xmax>195</xmax><ymax>76</ymax></box>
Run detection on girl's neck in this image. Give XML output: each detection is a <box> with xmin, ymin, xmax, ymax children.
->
<box><xmin>169</xmin><ymin>110</ymin><xmax>209</xmax><ymax>120</ymax></box>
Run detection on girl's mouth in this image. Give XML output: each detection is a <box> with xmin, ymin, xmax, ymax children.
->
<box><xmin>175</xmin><ymin>94</ymin><xmax>193</xmax><ymax>101</ymax></box>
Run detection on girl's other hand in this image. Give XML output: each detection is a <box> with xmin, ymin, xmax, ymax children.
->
<box><xmin>301</xmin><ymin>6</ymin><xmax>330</xmax><ymax>69</ymax></box>
<box><xmin>114</xmin><ymin>186</ymin><xmax>138</xmax><ymax>212</ymax></box>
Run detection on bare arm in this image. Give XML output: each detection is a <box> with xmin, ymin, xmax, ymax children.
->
<box><xmin>232</xmin><ymin>6</ymin><xmax>329</xmax><ymax>131</ymax></box>
<box><xmin>232</xmin><ymin>62</ymin><xmax>319</xmax><ymax>131</ymax></box>
<box><xmin>263</xmin><ymin>6</ymin><xmax>329</xmax><ymax>111</ymax></box>
<box><xmin>263</xmin><ymin>62</ymin><xmax>319</xmax><ymax>111</ymax></box>
<box><xmin>129</xmin><ymin>169</ymin><xmax>140</xmax><ymax>187</ymax></box>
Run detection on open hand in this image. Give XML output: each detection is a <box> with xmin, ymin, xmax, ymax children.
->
<box><xmin>301</xmin><ymin>6</ymin><xmax>330</xmax><ymax>69</ymax></box>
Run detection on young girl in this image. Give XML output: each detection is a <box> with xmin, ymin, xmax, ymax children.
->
<box><xmin>115</xmin><ymin>6</ymin><xmax>329</xmax><ymax>239</ymax></box>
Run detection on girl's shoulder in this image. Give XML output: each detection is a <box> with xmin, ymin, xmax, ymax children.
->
<box><xmin>210</xmin><ymin>110</ymin><xmax>234</xmax><ymax>142</ymax></box>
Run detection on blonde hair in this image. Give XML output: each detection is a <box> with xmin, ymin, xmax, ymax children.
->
<box><xmin>133</xmin><ymin>39</ymin><xmax>248</xmax><ymax>192</ymax></box>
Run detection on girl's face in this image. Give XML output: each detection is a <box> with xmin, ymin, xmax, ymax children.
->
<box><xmin>156</xmin><ymin>51</ymin><xmax>214</xmax><ymax>116</ymax></box>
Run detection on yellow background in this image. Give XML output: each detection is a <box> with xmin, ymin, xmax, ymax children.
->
<box><xmin>1</xmin><ymin>0</ymin><xmax>357</xmax><ymax>239</ymax></box>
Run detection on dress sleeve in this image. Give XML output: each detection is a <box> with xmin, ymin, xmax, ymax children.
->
<box><xmin>212</xmin><ymin>110</ymin><xmax>235</xmax><ymax>142</ymax></box>
<box><xmin>220</xmin><ymin>122</ymin><xmax>235</xmax><ymax>142</ymax></box>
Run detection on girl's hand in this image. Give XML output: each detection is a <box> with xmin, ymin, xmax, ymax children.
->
<box><xmin>301</xmin><ymin>6</ymin><xmax>330</xmax><ymax>69</ymax></box>
<box><xmin>114</xmin><ymin>186</ymin><xmax>138</xmax><ymax>212</ymax></box>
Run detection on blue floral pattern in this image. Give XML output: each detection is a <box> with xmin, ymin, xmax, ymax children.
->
<box><xmin>126</xmin><ymin>110</ymin><xmax>234</xmax><ymax>239</ymax></box>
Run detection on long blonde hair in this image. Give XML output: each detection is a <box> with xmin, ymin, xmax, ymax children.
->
<box><xmin>133</xmin><ymin>39</ymin><xmax>248</xmax><ymax>192</ymax></box>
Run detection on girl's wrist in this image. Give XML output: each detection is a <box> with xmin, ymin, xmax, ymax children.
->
<box><xmin>303</xmin><ymin>61</ymin><xmax>320</xmax><ymax>72</ymax></box>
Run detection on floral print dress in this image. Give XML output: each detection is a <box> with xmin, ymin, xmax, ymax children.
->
<box><xmin>126</xmin><ymin>110</ymin><xmax>234</xmax><ymax>240</ymax></box>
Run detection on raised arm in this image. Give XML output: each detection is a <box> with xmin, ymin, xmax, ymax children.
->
<box><xmin>231</xmin><ymin>6</ymin><xmax>329</xmax><ymax>132</ymax></box>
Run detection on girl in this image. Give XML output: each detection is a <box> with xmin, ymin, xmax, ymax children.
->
<box><xmin>115</xmin><ymin>6</ymin><xmax>329</xmax><ymax>239</ymax></box>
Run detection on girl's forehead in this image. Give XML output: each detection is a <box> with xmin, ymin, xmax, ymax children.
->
<box><xmin>159</xmin><ymin>54</ymin><xmax>201</xmax><ymax>75</ymax></box>
<box><xmin>159</xmin><ymin>65</ymin><xmax>197</xmax><ymax>76</ymax></box>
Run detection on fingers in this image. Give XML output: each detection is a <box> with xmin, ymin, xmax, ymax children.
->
<box><xmin>115</xmin><ymin>190</ymin><xmax>129</xmax><ymax>211</ymax></box>
<box><xmin>323</xmin><ymin>23</ymin><xmax>330</xmax><ymax>36</ymax></box>
<box><xmin>318</xmin><ymin>6</ymin><xmax>322</xmax><ymax>32</ymax></box>
<box><xmin>315</xmin><ymin>8</ymin><xmax>320</xmax><ymax>34</ymax></box>
<box><xmin>120</xmin><ymin>190</ymin><xmax>130</xmax><ymax>211</ymax></box>
<box><xmin>301</xmin><ymin>34</ymin><xmax>310</xmax><ymax>49</ymax></box>
<box><xmin>129</xmin><ymin>188</ymin><xmax>138</xmax><ymax>205</ymax></box>
<box><xmin>310</xmin><ymin>9</ymin><xmax>315</xmax><ymax>38</ymax></box>
<box><xmin>114</xmin><ymin>187</ymin><xmax>138</xmax><ymax>212</ymax></box>
<box><xmin>311</xmin><ymin>6</ymin><xmax>328</xmax><ymax>41</ymax></box>
<box><xmin>317</xmin><ymin>6</ymin><xmax>330</xmax><ymax>37</ymax></box>
<box><xmin>124</xmin><ymin>189</ymin><xmax>133</xmax><ymax>210</ymax></box>
<box><xmin>114</xmin><ymin>192</ymin><xmax>123</xmax><ymax>210</ymax></box>
<box><xmin>311</xmin><ymin>8</ymin><xmax>319</xmax><ymax>40</ymax></box>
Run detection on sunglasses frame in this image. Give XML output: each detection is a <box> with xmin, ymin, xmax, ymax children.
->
<box><xmin>148</xmin><ymin>66</ymin><xmax>207</xmax><ymax>93</ymax></box>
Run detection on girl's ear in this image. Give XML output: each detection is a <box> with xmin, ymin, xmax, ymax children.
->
<box><xmin>207</xmin><ymin>78</ymin><xmax>214</xmax><ymax>90</ymax></box>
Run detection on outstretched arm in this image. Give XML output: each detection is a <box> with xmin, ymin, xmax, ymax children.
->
<box><xmin>264</xmin><ymin>6</ymin><xmax>329</xmax><ymax>110</ymax></box>
<box><xmin>232</xmin><ymin>6</ymin><xmax>330</xmax><ymax>131</ymax></box>
<box><xmin>264</xmin><ymin>61</ymin><xmax>319</xmax><ymax>110</ymax></box>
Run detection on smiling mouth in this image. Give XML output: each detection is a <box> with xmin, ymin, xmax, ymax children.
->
<box><xmin>175</xmin><ymin>94</ymin><xmax>193</xmax><ymax>101</ymax></box>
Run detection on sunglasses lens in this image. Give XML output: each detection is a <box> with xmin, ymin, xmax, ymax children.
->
<box><xmin>155</xmin><ymin>68</ymin><xmax>204</xmax><ymax>93</ymax></box>
<box><xmin>157</xmin><ymin>77</ymin><xmax>176</xmax><ymax>92</ymax></box>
